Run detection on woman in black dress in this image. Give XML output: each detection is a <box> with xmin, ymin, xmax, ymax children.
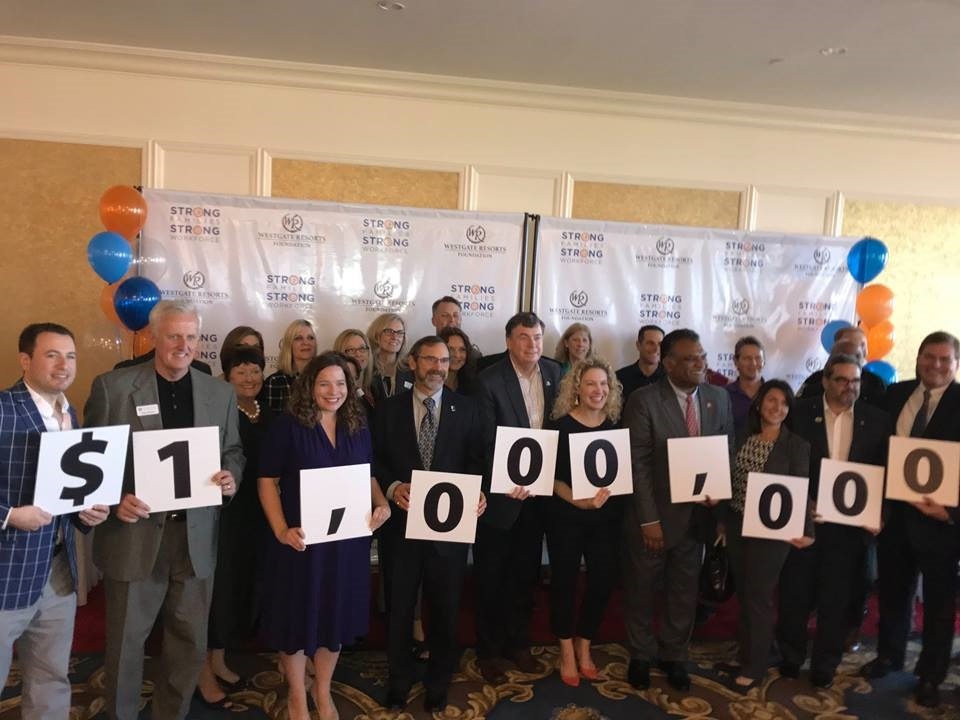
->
<box><xmin>196</xmin><ymin>345</ymin><xmax>273</xmax><ymax>708</ymax></box>
<box><xmin>544</xmin><ymin>357</ymin><xmax>624</xmax><ymax>686</ymax></box>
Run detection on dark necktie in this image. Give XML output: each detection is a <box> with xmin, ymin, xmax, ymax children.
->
<box><xmin>419</xmin><ymin>396</ymin><xmax>437</xmax><ymax>470</ymax></box>
<box><xmin>909</xmin><ymin>388</ymin><xmax>931</xmax><ymax>437</ymax></box>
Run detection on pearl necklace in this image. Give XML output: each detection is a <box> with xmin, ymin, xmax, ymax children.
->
<box><xmin>239</xmin><ymin>399</ymin><xmax>261</xmax><ymax>421</ymax></box>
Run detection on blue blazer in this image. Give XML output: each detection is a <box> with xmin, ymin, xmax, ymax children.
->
<box><xmin>0</xmin><ymin>380</ymin><xmax>86</xmax><ymax>610</ymax></box>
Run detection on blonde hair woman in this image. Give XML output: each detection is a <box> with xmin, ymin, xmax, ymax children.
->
<box><xmin>366</xmin><ymin>313</ymin><xmax>413</xmax><ymax>404</ymax></box>
<box><xmin>263</xmin><ymin>319</ymin><xmax>316</xmax><ymax>413</ymax></box>
<box><xmin>554</xmin><ymin>323</ymin><xmax>593</xmax><ymax>375</ymax></box>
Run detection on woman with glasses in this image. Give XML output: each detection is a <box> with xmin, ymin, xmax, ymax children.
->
<box><xmin>334</xmin><ymin>329</ymin><xmax>374</xmax><ymax>408</ymax></box>
<box><xmin>366</xmin><ymin>313</ymin><xmax>413</xmax><ymax>406</ymax></box>
<box><xmin>264</xmin><ymin>319</ymin><xmax>317</xmax><ymax>414</ymax></box>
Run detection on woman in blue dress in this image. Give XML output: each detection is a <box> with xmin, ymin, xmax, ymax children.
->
<box><xmin>259</xmin><ymin>351</ymin><xmax>390</xmax><ymax>720</ymax></box>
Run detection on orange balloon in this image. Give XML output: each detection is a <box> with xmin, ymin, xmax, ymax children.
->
<box><xmin>856</xmin><ymin>284</ymin><xmax>894</xmax><ymax>328</ymax></box>
<box><xmin>99</xmin><ymin>282</ymin><xmax>122</xmax><ymax>325</ymax></box>
<box><xmin>99</xmin><ymin>185</ymin><xmax>148</xmax><ymax>240</ymax></box>
<box><xmin>866</xmin><ymin>320</ymin><xmax>895</xmax><ymax>361</ymax></box>
<box><xmin>133</xmin><ymin>330</ymin><xmax>155</xmax><ymax>357</ymax></box>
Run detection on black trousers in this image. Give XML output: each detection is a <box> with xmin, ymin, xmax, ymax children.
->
<box><xmin>777</xmin><ymin>523</ymin><xmax>868</xmax><ymax>675</ymax></box>
<box><xmin>473</xmin><ymin>499</ymin><xmax>544</xmax><ymax>659</ymax></box>
<box><xmin>875</xmin><ymin>511</ymin><xmax>957</xmax><ymax>685</ymax></box>
<box><xmin>544</xmin><ymin>498</ymin><xmax>620</xmax><ymax>640</ymax></box>
<box><xmin>387</xmin><ymin>539</ymin><xmax>467</xmax><ymax>696</ymax></box>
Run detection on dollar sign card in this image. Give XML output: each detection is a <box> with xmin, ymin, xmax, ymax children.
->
<box><xmin>34</xmin><ymin>425</ymin><xmax>130</xmax><ymax>515</ymax></box>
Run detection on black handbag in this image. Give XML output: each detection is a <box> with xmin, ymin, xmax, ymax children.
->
<box><xmin>699</xmin><ymin>535</ymin><xmax>735</xmax><ymax>605</ymax></box>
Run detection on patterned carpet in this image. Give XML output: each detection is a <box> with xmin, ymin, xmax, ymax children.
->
<box><xmin>5</xmin><ymin>639</ymin><xmax>960</xmax><ymax>719</ymax></box>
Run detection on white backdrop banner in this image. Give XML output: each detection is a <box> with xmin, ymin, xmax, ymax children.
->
<box><xmin>533</xmin><ymin>218</ymin><xmax>859</xmax><ymax>387</ymax></box>
<box><xmin>141</xmin><ymin>190</ymin><xmax>526</xmax><ymax>374</ymax></box>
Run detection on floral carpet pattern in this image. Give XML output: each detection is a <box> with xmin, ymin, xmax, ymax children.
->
<box><xmin>4</xmin><ymin>640</ymin><xmax>960</xmax><ymax>719</ymax></box>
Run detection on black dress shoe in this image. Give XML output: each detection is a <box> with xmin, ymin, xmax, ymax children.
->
<box><xmin>477</xmin><ymin>657</ymin><xmax>507</xmax><ymax>686</ymax></box>
<box><xmin>810</xmin><ymin>669</ymin><xmax>834</xmax><ymax>688</ymax></box>
<box><xmin>779</xmin><ymin>662</ymin><xmax>800</xmax><ymax>679</ymax></box>
<box><xmin>510</xmin><ymin>648</ymin><xmax>540</xmax><ymax>674</ymax></box>
<box><xmin>384</xmin><ymin>688</ymin><xmax>408</xmax><ymax>709</ymax></box>
<box><xmin>915</xmin><ymin>679</ymin><xmax>941</xmax><ymax>708</ymax></box>
<box><xmin>424</xmin><ymin>688</ymin><xmax>448</xmax><ymax>713</ymax></box>
<box><xmin>659</xmin><ymin>660</ymin><xmax>691</xmax><ymax>692</ymax></box>
<box><xmin>860</xmin><ymin>656</ymin><xmax>901</xmax><ymax>679</ymax></box>
<box><xmin>627</xmin><ymin>659</ymin><xmax>651</xmax><ymax>689</ymax></box>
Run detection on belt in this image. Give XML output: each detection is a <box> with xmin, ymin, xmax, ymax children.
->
<box><xmin>166</xmin><ymin>511</ymin><xmax>188</xmax><ymax>522</ymax></box>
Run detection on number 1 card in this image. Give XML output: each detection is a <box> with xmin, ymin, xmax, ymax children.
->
<box><xmin>132</xmin><ymin>426</ymin><xmax>222</xmax><ymax>513</ymax></box>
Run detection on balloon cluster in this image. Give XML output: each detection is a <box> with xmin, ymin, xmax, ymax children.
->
<box><xmin>820</xmin><ymin>237</ymin><xmax>895</xmax><ymax>385</ymax></box>
<box><xmin>86</xmin><ymin>187</ymin><xmax>161</xmax><ymax>343</ymax></box>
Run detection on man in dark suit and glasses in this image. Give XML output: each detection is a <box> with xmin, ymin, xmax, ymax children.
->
<box><xmin>373</xmin><ymin>336</ymin><xmax>486</xmax><ymax>713</ymax></box>
<box><xmin>777</xmin><ymin>354</ymin><xmax>892</xmax><ymax>687</ymax></box>
<box><xmin>859</xmin><ymin>331</ymin><xmax>960</xmax><ymax>709</ymax></box>
<box><xmin>621</xmin><ymin>328</ymin><xmax>734</xmax><ymax>692</ymax></box>
<box><xmin>473</xmin><ymin>312</ymin><xmax>563</xmax><ymax>684</ymax></box>
<box><xmin>85</xmin><ymin>300</ymin><xmax>244</xmax><ymax>720</ymax></box>
<box><xmin>0</xmin><ymin>323</ymin><xmax>109</xmax><ymax>719</ymax></box>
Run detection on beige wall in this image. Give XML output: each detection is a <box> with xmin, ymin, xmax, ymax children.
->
<box><xmin>2</xmin><ymin>40</ymin><xmax>960</xmax><ymax>381</ymax></box>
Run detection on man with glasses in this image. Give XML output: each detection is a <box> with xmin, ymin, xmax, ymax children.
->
<box><xmin>373</xmin><ymin>335</ymin><xmax>486</xmax><ymax>713</ymax></box>
<box><xmin>798</xmin><ymin>326</ymin><xmax>887</xmax><ymax>407</ymax></box>
<box><xmin>777</xmin><ymin>354</ymin><xmax>891</xmax><ymax>688</ymax></box>
<box><xmin>621</xmin><ymin>328</ymin><xmax>734</xmax><ymax>692</ymax></box>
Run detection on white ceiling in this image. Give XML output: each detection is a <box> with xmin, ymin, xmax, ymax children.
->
<box><xmin>5</xmin><ymin>0</ymin><xmax>960</xmax><ymax>121</ymax></box>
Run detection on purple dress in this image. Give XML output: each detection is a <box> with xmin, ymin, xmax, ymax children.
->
<box><xmin>259</xmin><ymin>412</ymin><xmax>372</xmax><ymax>655</ymax></box>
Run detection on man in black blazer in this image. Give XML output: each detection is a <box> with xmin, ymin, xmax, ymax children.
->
<box><xmin>778</xmin><ymin>354</ymin><xmax>892</xmax><ymax>687</ymax></box>
<box><xmin>797</xmin><ymin>327</ymin><xmax>886</xmax><ymax>407</ymax></box>
<box><xmin>860</xmin><ymin>331</ymin><xmax>960</xmax><ymax>708</ymax></box>
<box><xmin>621</xmin><ymin>328</ymin><xmax>734</xmax><ymax>692</ymax></box>
<box><xmin>473</xmin><ymin>312</ymin><xmax>562</xmax><ymax>685</ymax></box>
<box><xmin>373</xmin><ymin>336</ymin><xmax>486</xmax><ymax>714</ymax></box>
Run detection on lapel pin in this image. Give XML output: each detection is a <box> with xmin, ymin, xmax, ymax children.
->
<box><xmin>706</xmin><ymin>402</ymin><xmax>713</xmax><ymax>409</ymax></box>
<box><xmin>450</xmin><ymin>405</ymin><xmax>456</xmax><ymax>413</ymax></box>
<box><xmin>546</xmin><ymin>380</ymin><xmax>552</xmax><ymax>387</ymax></box>
<box><xmin>815</xmin><ymin>416</ymin><xmax>823</xmax><ymax>423</ymax></box>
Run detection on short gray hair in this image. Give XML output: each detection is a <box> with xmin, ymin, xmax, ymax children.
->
<box><xmin>149</xmin><ymin>299</ymin><xmax>202</xmax><ymax>337</ymax></box>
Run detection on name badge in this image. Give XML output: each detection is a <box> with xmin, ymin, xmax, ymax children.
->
<box><xmin>136</xmin><ymin>404</ymin><xmax>160</xmax><ymax>417</ymax></box>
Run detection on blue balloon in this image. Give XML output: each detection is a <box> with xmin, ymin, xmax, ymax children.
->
<box><xmin>87</xmin><ymin>231</ymin><xmax>132</xmax><ymax>283</ymax></box>
<box><xmin>864</xmin><ymin>359</ymin><xmax>897</xmax><ymax>386</ymax></box>
<box><xmin>820</xmin><ymin>319</ymin><xmax>852</xmax><ymax>353</ymax></box>
<box><xmin>113</xmin><ymin>277</ymin><xmax>161</xmax><ymax>332</ymax></box>
<box><xmin>847</xmin><ymin>237</ymin><xmax>888</xmax><ymax>283</ymax></box>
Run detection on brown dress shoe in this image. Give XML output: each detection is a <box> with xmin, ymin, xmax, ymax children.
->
<box><xmin>510</xmin><ymin>648</ymin><xmax>541</xmax><ymax>674</ymax></box>
<box><xmin>477</xmin><ymin>657</ymin><xmax>507</xmax><ymax>685</ymax></box>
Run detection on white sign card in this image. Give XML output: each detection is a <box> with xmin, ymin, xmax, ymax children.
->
<box><xmin>131</xmin><ymin>426</ymin><xmax>223</xmax><ymax>513</ymax></box>
<box><xmin>405</xmin><ymin>470</ymin><xmax>481</xmax><ymax>544</ymax></box>
<box><xmin>667</xmin><ymin>435</ymin><xmax>732</xmax><ymax>503</ymax></box>
<box><xmin>300</xmin><ymin>463</ymin><xmax>372</xmax><ymax>545</ymax></box>
<box><xmin>490</xmin><ymin>426</ymin><xmax>559</xmax><ymax>496</ymax></box>
<box><xmin>34</xmin><ymin>425</ymin><xmax>130</xmax><ymax>515</ymax></box>
<box><xmin>815</xmin><ymin>458</ymin><xmax>885</xmax><ymax>529</ymax></box>
<box><xmin>885</xmin><ymin>436</ymin><xmax>960</xmax><ymax>507</ymax></box>
<box><xmin>569</xmin><ymin>428</ymin><xmax>632</xmax><ymax>500</ymax></box>
<box><xmin>741</xmin><ymin>472</ymin><xmax>809</xmax><ymax>541</ymax></box>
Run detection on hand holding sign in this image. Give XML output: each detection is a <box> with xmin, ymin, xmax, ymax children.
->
<box><xmin>667</xmin><ymin>435</ymin><xmax>732</xmax><ymax>504</ymax></box>
<box><xmin>405</xmin><ymin>470</ymin><xmax>482</xmax><ymax>543</ymax></box>
<box><xmin>742</xmin><ymin>472</ymin><xmax>809</xmax><ymax>542</ymax></box>
<box><xmin>34</xmin><ymin>425</ymin><xmax>129</xmax><ymax>515</ymax></box>
<box><xmin>300</xmin><ymin>463</ymin><xmax>372</xmax><ymax>545</ymax></box>
<box><xmin>885</xmin><ymin>436</ymin><xmax>960</xmax><ymax>507</ymax></box>
<box><xmin>490</xmin><ymin>427</ymin><xmax>559</xmax><ymax>497</ymax></box>
<box><xmin>569</xmin><ymin>428</ymin><xmax>632</xmax><ymax>500</ymax></box>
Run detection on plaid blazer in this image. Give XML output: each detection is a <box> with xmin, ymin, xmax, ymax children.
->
<box><xmin>0</xmin><ymin>380</ymin><xmax>83</xmax><ymax>610</ymax></box>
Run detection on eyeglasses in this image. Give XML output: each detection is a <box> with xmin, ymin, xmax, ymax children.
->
<box><xmin>343</xmin><ymin>345</ymin><xmax>369</xmax><ymax>356</ymax></box>
<box><xmin>381</xmin><ymin>328</ymin><xmax>405</xmax><ymax>338</ymax></box>
<box><xmin>829</xmin><ymin>376</ymin><xmax>861</xmax><ymax>387</ymax></box>
<box><xmin>417</xmin><ymin>355</ymin><xmax>450</xmax><ymax>366</ymax></box>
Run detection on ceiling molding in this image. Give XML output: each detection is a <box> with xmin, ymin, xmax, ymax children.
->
<box><xmin>4</xmin><ymin>35</ymin><xmax>960</xmax><ymax>143</ymax></box>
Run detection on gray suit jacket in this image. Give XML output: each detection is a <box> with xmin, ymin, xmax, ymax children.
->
<box><xmin>84</xmin><ymin>363</ymin><xmax>244</xmax><ymax>581</ymax></box>
<box><xmin>623</xmin><ymin>378</ymin><xmax>734</xmax><ymax>549</ymax></box>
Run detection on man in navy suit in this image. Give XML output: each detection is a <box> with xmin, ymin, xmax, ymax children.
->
<box><xmin>860</xmin><ymin>331</ymin><xmax>960</xmax><ymax>708</ymax></box>
<box><xmin>0</xmin><ymin>323</ymin><xmax>109</xmax><ymax>718</ymax></box>
<box><xmin>473</xmin><ymin>312</ymin><xmax>563</xmax><ymax>684</ymax></box>
<box><xmin>778</xmin><ymin>354</ymin><xmax>892</xmax><ymax>687</ymax></box>
<box><xmin>373</xmin><ymin>335</ymin><xmax>486</xmax><ymax>713</ymax></box>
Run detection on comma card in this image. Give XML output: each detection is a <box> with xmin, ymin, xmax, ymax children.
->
<box><xmin>667</xmin><ymin>435</ymin><xmax>731</xmax><ymax>503</ymax></box>
<box><xmin>300</xmin><ymin>463</ymin><xmax>372</xmax><ymax>545</ymax></box>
